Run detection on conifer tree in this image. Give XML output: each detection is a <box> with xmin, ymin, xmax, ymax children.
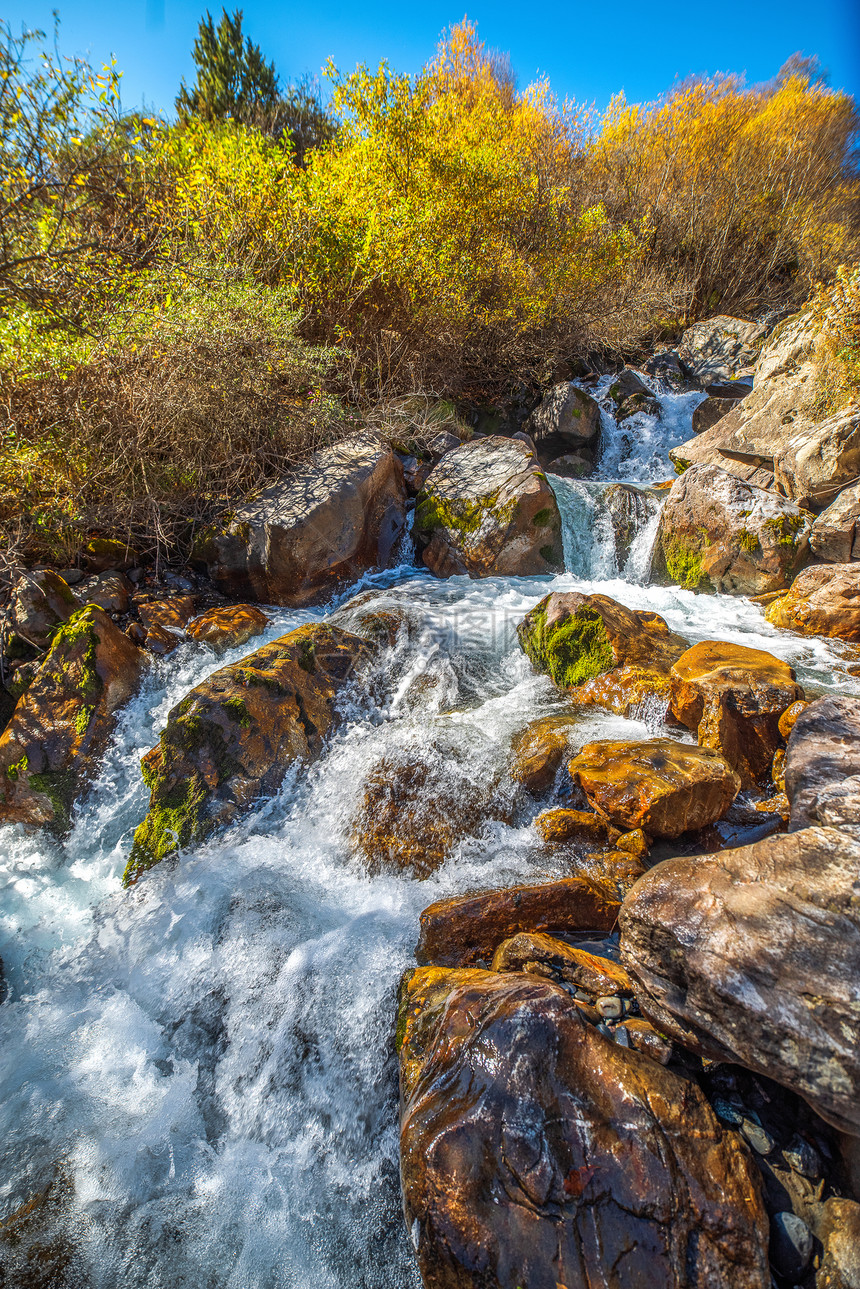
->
<box><xmin>176</xmin><ymin>9</ymin><xmax>279</xmax><ymax>124</ymax></box>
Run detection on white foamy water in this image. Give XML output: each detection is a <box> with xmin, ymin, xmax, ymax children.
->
<box><xmin>0</xmin><ymin>370</ymin><xmax>856</xmax><ymax>1286</ymax></box>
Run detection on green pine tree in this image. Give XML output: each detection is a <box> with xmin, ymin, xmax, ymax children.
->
<box><xmin>176</xmin><ymin>9</ymin><xmax>280</xmax><ymax>124</ymax></box>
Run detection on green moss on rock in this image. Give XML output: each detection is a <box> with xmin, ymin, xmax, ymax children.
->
<box><xmin>663</xmin><ymin>537</ymin><xmax>710</xmax><ymax>591</ymax></box>
<box><xmin>124</xmin><ymin>775</ymin><xmax>210</xmax><ymax>885</ymax></box>
<box><xmin>28</xmin><ymin>769</ymin><xmax>78</xmax><ymax>831</ymax></box>
<box><xmin>518</xmin><ymin>602</ymin><xmax>616</xmax><ymax>689</ymax></box>
<box><xmin>414</xmin><ymin>489</ymin><xmax>516</xmax><ymax>538</ymax></box>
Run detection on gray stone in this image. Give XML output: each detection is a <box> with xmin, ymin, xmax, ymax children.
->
<box><xmin>679</xmin><ymin>315</ymin><xmax>769</xmax><ymax>385</ymax></box>
<box><xmin>785</xmin><ymin>695</ymin><xmax>860</xmax><ymax>833</ymax></box>
<box><xmin>769</xmin><ymin>1211</ymin><xmax>813</xmax><ymax>1281</ymax></box>
<box><xmin>811</xmin><ymin>481</ymin><xmax>860</xmax><ymax>562</ymax></box>
<box><xmin>525</xmin><ymin>382</ymin><xmax>601</xmax><ymax>447</ymax></box>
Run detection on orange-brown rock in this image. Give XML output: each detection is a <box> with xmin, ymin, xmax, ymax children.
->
<box><xmin>669</xmin><ymin>641</ymin><xmax>803</xmax><ymax>786</ymax></box>
<box><xmin>578</xmin><ymin>848</ymin><xmax>647</xmax><ymax>899</ymax></box>
<box><xmin>568</xmin><ymin>738</ymin><xmax>740</xmax><ymax>838</ymax></box>
<box><xmin>615</xmin><ymin>827</ymin><xmax>649</xmax><ymax>860</ymax></box>
<box><xmin>185</xmin><ymin>604</ymin><xmax>269</xmax><ymax>654</ymax></box>
<box><xmin>766</xmin><ymin>564</ymin><xmax>860</xmax><ymax>641</ymax></box>
<box><xmin>415</xmin><ymin>878</ymin><xmax>622</xmax><ymax>968</ymax></box>
<box><xmin>778</xmin><ymin>699</ymin><xmax>808</xmax><ymax>739</ymax></box>
<box><xmin>619</xmin><ymin>826</ymin><xmax>860</xmax><ymax>1136</ymax></box>
<box><xmin>398</xmin><ymin>967</ymin><xmax>769</xmax><ymax>1288</ymax></box>
<box><xmin>125</xmin><ymin>623</ymin><xmax>371</xmax><ymax>885</ymax></box>
<box><xmin>518</xmin><ymin>591</ymin><xmax>688</xmax><ymax>717</ymax></box>
<box><xmin>0</xmin><ymin>607</ymin><xmax>145</xmax><ymax>830</ymax></box>
<box><xmin>617</xmin><ymin>1018</ymin><xmax>674</xmax><ymax>1065</ymax></box>
<box><xmin>533</xmin><ymin>807</ymin><xmax>608</xmax><ymax>845</ymax></box>
<box><xmin>509</xmin><ymin>714</ymin><xmax>577</xmax><ymax>793</ymax></box>
<box><xmin>491</xmin><ymin>932</ymin><xmax>634</xmax><ymax>997</ymax></box>
<box><xmin>136</xmin><ymin>594</ymin><xmax>197</xmax><ymax>633</ymax></box>
<box><xmin>352</xmin><ymin>748</ymin><xmax>508</xmax><ymax>879</ymax></box>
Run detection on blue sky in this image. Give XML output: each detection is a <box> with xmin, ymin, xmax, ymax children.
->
<box><xmin>8</xmin><ymin>0</ymin><xmax>860</xmax><ymax>118</ymax></box>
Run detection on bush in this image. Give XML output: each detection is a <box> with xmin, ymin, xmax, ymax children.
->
<box><xmin>810</xmin><ymin>263</ymin><xmax>860</xmax><ymax>414</ymax></box>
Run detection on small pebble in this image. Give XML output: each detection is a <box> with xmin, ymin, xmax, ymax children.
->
<box><xmin>613</xmin><ymin>1026</ymin><xmax>630</xmax><ymax>1048</ymax></box>
<box><xmin>783</xmin><ymin>1136</ymin><xmax>821</xmax><ymax>1179</ymax></box>
<box><xmin>573</xmin><ymin>988</ymin><xmax>591</xmax><ymax>1002</ymax></box>
<box><xmin>712</xmin><ymin>1098</ymin><xmax>744</xmax><ymax>1127</ymax></box>
<box><xmin>596</xmin><ymin>995</ymin><xmax>623</xmax><ymax>1020</ymax></box>
<box><xmin>596</xmin><ymin>1022</ymin><xmax>613</xmax><ymax>1039</ymax></box>
<box><xmin>741</xmin><ymin>1118</ymin><xmax>775</xmax><ymax>1156</ymax></box>
<box><xmin>769</xmin><ymin>1211</ymin><xmax>813</xmax><ymax>1280</ymax></box>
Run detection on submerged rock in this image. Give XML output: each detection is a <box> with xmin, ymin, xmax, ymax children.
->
<box><xmin>509</xmin><ymin>714</ymin><xmax>579</xmax><ymax>793</ymax></box>
<box><xmin>669</xmin><ymin>641</ymin><xmax>803</xmax><ymax>786</ymax></box>
<box><xmin>185</xmin><ymin>604</ymin><xmax>269</xmax><ymax>654</ymax></box>
<box><xmin>0</xmin><ymin>607</ymin><xmax>145</xmax><ymax>830</ymax></box>
<box><xmin>619</xmin><ymin>826</ymin><xmax>860</xmax><ymax>1136</ymax></box>
<box><xmin>398</xmin><ymin>967</ymin><xmax>769</xmax><ymax>1288</ymax></box>
<box><xmin>568</xmin><ymin>738</ymin><xmax>740</xmax><ymax>838</ymax></box>
<box><xmin>653</xmin><ymin>464</ymin><xmax>813</xmax><ymax>594</ymax></box>
<box><xmin>125</xmin><ymin>623</ymin><xmax>371</xmax><ymax>885</ymax></box>
<box><xmin>415</xmin><ymin>879</ymin><xmax>621</xmax><ymax>969</ymax></box>
<box><xmin>414</xmin><ymin>436</ymin><xmax>563</xmax><ymax>577</ymax></box>
<box><xmin>195</xmin><ymin>431</ymin><xmax>407</xmax><ymax>606</ymax></box>
<box><xmin>607</xmin><ymin>367</ymin><xmax>660</xmax><ymax>421</ymax></box>
<box><xmin>517</xmin><ymin>591</ymin><xmax>688</xmax><ymax>716</ymax></box>
<box><xmin>766</xmin><ymin>563</ymin><xmax>860</xmax><ymax>641</ymax></box>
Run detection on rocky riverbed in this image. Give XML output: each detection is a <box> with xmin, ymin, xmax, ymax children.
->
<box><xmin>1</xmin><ymin>310</ymin><xmax>859</xmax><ymax>1288</ymax></box>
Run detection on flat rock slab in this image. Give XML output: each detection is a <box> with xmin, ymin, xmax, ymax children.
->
<box><xmin>398</xmin><ymin>966</ymin><xmax>769</xmax><ymax>1288</ymax></box>
<box><xmin>415</xmin><ymin>878</ymin><xmax>621</xmax><ymax>968</ymax></box>
<box><xmin>619</xmin><ymin>827</ymin><xmax>860</xmax><ymax>1136</ymax></box>
<box><xmin>568</xmin><ymin>737</ymin><xmax>739</xmax><ymax>839</ymax></box>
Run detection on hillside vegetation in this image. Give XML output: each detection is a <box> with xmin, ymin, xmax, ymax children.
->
<box><xmin>1</xmin><ymin>16</ymin><xmax>858</xmax><ymax>567</ymax></box>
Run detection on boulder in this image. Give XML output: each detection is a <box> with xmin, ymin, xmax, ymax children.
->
<box><xmin>491</xmin><ymin>932</ymin><xmax>634</xmax><ymax>998</ymax></box>
<box><xmin>653</xmin><ymin>464</ymin><xmax>813</xmax><ymax>594</ymax></box>
<box><xmin>415</xmin><ymin>879</ymin><xmax>622</xmax><ymax>968</ymax></box>
<box><xmin>9</xmin><ymin>569</ymin><xmax>80</xmax><ymax>650</ymax></box>
<box><xmin>76</xmin><ymin>571</ymin><xmax>132</xmax><ymax>614</ymax></box>
<box><xmin>810</xmin><ymin>482</ymin><xmax>860</xmax><ymax>563</ymax></box>
<box><xmin>603</xmin><ymin>483</ymin><xmax>661</xmax><ymax>567</ymax></box>
<box><xmin>0</xmin><ymin>607</ymin><xmax>145</xmax><ymax>830</ymax></box>
<box><xmin>534</xmin><ymin>807</ymin><xmax>609</xmax><ymax>846</ymax></box>
<box><xmin>185</xmin><ymin>604</ymin><xmax>269</xmax><ymax>654</ymax></box>
<box><xmin>678</xmin><ymin>315</ymin><xmax>769</xmax><ymax>385</ymax></box>
<box><xmin>398</xmin><ymin>967</ymin><xmax>769</xmax><ymax>1288</ymax></box>
<box><xmin>643</xmin><ymin>348</ymin><xmax>687</xmax><ymax>390</ymax></box>
<box><xmin>195</xmin><ymin>431</ymin><xmax>407</xmax><ymax>606</ymax></box>
<box><xmin>783</xmin><ymin>695</ymin><xmax>860</xmax><ymax>834</ymax></box>
<box><xmin>524</xmin><ymin>382</ymin><xmax>601</xmax><ymax>448</ymax></box>
<box><xmin>607</xmin><ymin>367</ymin><xmax>659</xmax><ymax>421</ymax></box>
<box><xmin>754</xmin><ymin>308</ymin><xmax>817</xmax><ymax>384</ymax></box>
<box><xmin>124</xmin><ymin>623</ymin><xmax>371</xmax><ymax>885</ymax></box>
<box><xmin>517</xmin><ymin>591</ymin><xmax>688</xmax><ymax>716</ymax></box>
<box><xmin>568</xmin><ymin>738</ymin><xmax>740</xmax><ymax>838</ymax></box>
<box><xmin>692</xmin><ymin>396</ymin><xmax>739</xmax><ymax>436</ymax></box>
<box><xmin>766</xmin><ymin>564</ymin><xmax>860</xmax><ymax>641</ymax></box>
<box><xmin>545</xmin><ymin>450</ymin><xmax>594</xmax><ymax>478</ymax></box>
<box><xmin>669</xmin><ymin>641</ymin><xmax>803</xmax><ymax>786</ymax></box>
<box><xmin>619</xmin><ymin>826</ymin><xmax>860</xmax><ymax>1136</ymax></box>
<box><xmin>414</xmin><ymin>436</ymin><xmax>563</xmax><ymax>577</ymax></box>
<box><xmin>509</xmin><ymin>714</ymin><xmax>578</xmax><ymax>793</ymax></box>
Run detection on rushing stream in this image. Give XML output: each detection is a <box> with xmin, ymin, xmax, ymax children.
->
<box><xmin>1</xmin><ymin>380</ymin><xmax>858</xmax><ymax>1287</ymax></box>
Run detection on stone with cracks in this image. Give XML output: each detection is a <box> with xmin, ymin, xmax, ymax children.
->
<box><xmin>766</xmin><ymin>564</ymin><xmax>860</xmax><ymax>641</ymax></box>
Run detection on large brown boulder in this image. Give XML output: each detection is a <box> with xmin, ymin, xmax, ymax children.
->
<box><xmin>0</xmin><ymin>607</ymin><xmax>145</xmax><ymax>830</ymax></box>
<box><xmin>195</xmin><ymin>431</ymin><xmax>407</xmax><ymax>606</ymax></box>
<box><xmin>810</xmin><ymin>482</ymin><xmax>860</xmax><ymax>563</ymax></box>
<box><xmin>415</xmin><ymin>878</ymin><xmax>622</xmax><ymax>968</ymax></box>
<box><xmin>398</xmin><ymin>967</ymin><xmax>769</xmax><ymax>1288</ymax></box>
<box><xmin>669</xmin><ymin>641</ymin><xmax>804</xmax><ymax>786</ymax></box>
<box><xmin>524</xmin><ymin>382</ymin><xmax>601</xmax><ymax>447</ymax></box>
<box><xmin>766</xmin><ymin>564</ymin><xmax>860</xmax><ymax>641</ymax></box>
<box><xmin>125</xmin><ymin>623</ymin><xmax>371</xmax><ymax>885</ymax></box>
<box><xmin>517</xmin><ymin>591</ymin><xmax>688</xmax><ymax>716</ymax></box>
<box><xmin>414</xmin><ymin>436</ymin><xmax>563</xmax><ymax>578</ymax></box>
<box><xmin>568</xmin><ymin>738</ymin><xmax>739</xmax><ymax>838</ymax></box>
<box><xmin>619</xmin><ymin>826</ymin><xmax>860</xmax><ymax>1136</ymax></box>
<box><xmin>185</xmin><ymin>604</ymin><xmax>270</xmax><ymax>654</ymax></box>
<box><xmin>653</xmin><ymin>464</ymin><xmax>813</xmax><ymax>594</ymax></box>
<box><xmin>678</xmin><ymin>315</ymin><xmax>768</xmax><ymax>385</ymax></box>
<box><xmin>783</xmin><ymin>695</ymin><xmax>860</xmax><ymax>834</ymax></box>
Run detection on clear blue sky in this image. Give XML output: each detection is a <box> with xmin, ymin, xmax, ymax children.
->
<box><xmin>8</xmin><ymin>0</ymin><xmax>860</xmax><ymax>117</ymax></box>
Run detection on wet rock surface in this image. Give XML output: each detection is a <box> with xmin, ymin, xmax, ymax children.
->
<box><xmin>766</xmin><ymin>563</ymin><xmax>860</xmax><ymax>641</ymax></box>
<box><xmin>398</xmin><ymin>967</ymin><xmax>770</xmax><ymax>1289</ymax></box>
<box><xmin>185</xmin><ymin>603</ymin><xmax>270</xmax><ymax>653</ymax></box>
<box><xmin>654</xmin><ymin>463</ymin><xmax>813</xmax><ymax>594</ymax></box>
<box><xmin>0</xmin><ymin>606</ymin><xmax>145</xmax><ymax>830</ymax></box>
<box><xmin>619</xmin><ymin>826</ymin><xmax>860</xmax><ymax>1135</ymax></box>
<box><xmin>414</xmin><ymin>436</ymin><xmax>564</xmax><ymax>577</ymax></box>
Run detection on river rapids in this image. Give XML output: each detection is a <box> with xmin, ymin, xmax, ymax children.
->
<box><xmin>1</xmin><ymin>379</ymin><xmax>857</xmax><ymax>1287</ymax></box>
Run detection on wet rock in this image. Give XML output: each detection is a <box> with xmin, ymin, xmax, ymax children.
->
<box><xmin>607</xmin><ymin>367</ymin><xmax>660</xmax><ymax>421</ymax></box>
<box><xmin>643</xmin><ymin>348</ymin><xmax>687</xmax><ymax>390</ymax></box>
<box><xmin>603</xmin><ymin>483</ymin><xmax>661</xmax><ymax>568</ymax></box>
<box><xmin>76</xmin><ymin>570</ymin><xmax>132</xmax><ymax>614</ymax></box>
<box><xmin>617</xmin><ymin>1017</ymin><xmax>674</xmax><ymax>1065</ymax></box>
<box><xmin>679</xmin><ymin>315</ymin><xmax>768</xmax><ymax>385</ymax></box>
<box><xmin>0</xmin><ymin>607</ymin><xmax>145</xmax><ymax>830</ymax></box>
<box><xmin>811</xmin><ymin>482</ymin><xmax>860</xmax><ymax>563</ymax></box>
<box><xmin>0</xmin><ymin>1171</ymin><xmax>79</xmax><ymax>1289</ymax></box>
<box><xmin>135</xmin><ymin>594</ymin><xmax>197</xmax><ymax>633</ymax></box>
<box><xmin>414</xmin><ymin>436</ymin><xmax>563</xmax><ymax>577</ymax></box>
<box><xmin>669</xmin><ymin>641</ymin><xmax>803</xmax><ymax>787</ymax></box>
<box><xmin>653</xmin><ymin>464</ymin><xmax>813</xmax><ymax>594</ymax></box>
<box><xmin>125</xmin><ymin>623</ymin><xmax>371</xmax><ymax>885</ymax></box>
<box><xmin>577</xmin><ymin>847</ymin><xmax>647</xmax><ymax>899</ymax></box>
<box><xmin>517</xmin><ymin>590</ymin><xmax>688</xmax><ymax>716</ymax></box>
<box><xmin>9</xmin><ymin>569</ymin><xmax>80</xmax><ymax>650</ymax></box>
<box><xmin>490</xmin><ymin>932</ymin><xmax>634</xmax><ymax>996</ymax></box>
<box><xmin>524</xmin><ymin>382</ymin><xmax>601</xmax><ymax>447</ymax></box>
<box><xmin>815</xmin><ymin>1197</ymin><xmax>860</xmax><ymax>1289</ymax></box>
<box><xmin>545</xmin><ymin>450</ymin><xmax>594</xmax><ymax>478</ymax></box>
<box><xmin>534</xmin><ymin>807</ymin><xmax>609</xmax><ymax>846</ymax></box>
<box><xmin>766</xmin><ymin>564</ymin><xmax>860</xmax><ymax>641</ymax></box>
<box><xmin>398</xmin><ymin>967</ymin><xmax>769</xmax><ymax>1289</ymax></box>
<box><xmin>784</xmin><ymin>695</ymin><xmax>860</xmax><ymax>834</ymax></box>
<box><xmin>415</xmin><ymin>878</ymin><xmax>622</xmax><ymax>968</ymax></box>
<box><xmin>568</xmin><ymin>738</ymin><xmax>739</xmax><ymax>839</ymax></box>
<box><xmin>770</xmin><ymin>1211</ymin><xmax>813</xmax><ymax>1280</ymax></box>
<box><xmin>82</xmin><ymin>536</ymin><xmax>138</xmax><ymax>572</ymax></box>
<box><xmin>619</xmin><ymin>826</ymin><xmax>860</xmax><ymax>1136</ymax></box>
<box><xmin>614</xmin><ymin>827</ymin><xmax>649</xmax><ymax>860</ymax></box>
<box><xmin>692</xmin><ymin>395</ymin><xmax>738</xmax><ymax>436</ymax></box>
<box><xmin>778</xmin><ymin>699</ymin><xmax>808</xmax><ymax>739</ymax></box>
<box><xmin>185</xmin><ymin>604</ymin><xmax>269</xmax><ymax>654</ymax></box>
<box><xmin>509</xmin><ymin>714</ymin><xmax>577</xmax><ymax>793</ymax></box>
<box><xmin>195</xmin><ymin>431</ymin><xmax>407</xmax><ymax>606</ymax></box>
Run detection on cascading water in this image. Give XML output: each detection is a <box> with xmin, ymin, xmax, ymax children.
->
<box><xmin>1</xmin><ymin>373</ymin><xmax>858</xmax><ymax>1287</ymax></box>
